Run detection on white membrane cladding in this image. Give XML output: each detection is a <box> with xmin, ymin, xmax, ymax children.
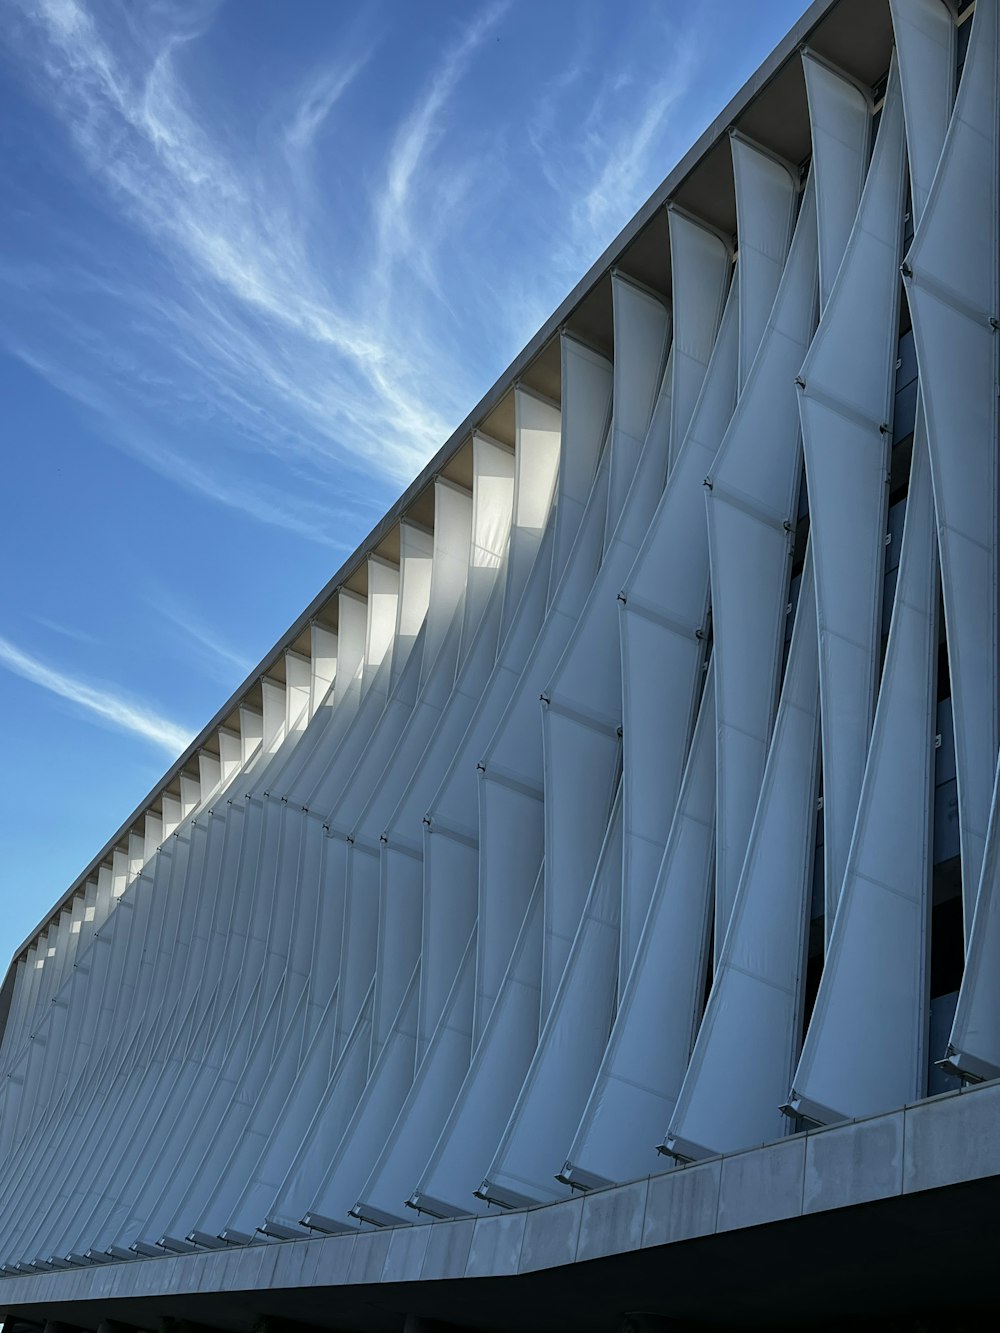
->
<box><xmin>421</xmin><ymin>478</ymin><xmax>474</xmax><ymax>687</ymax></box>
<box><xmin>665</xmin><ymin>554</ymin><xmax>819</xmax><ymax>1160</ymax></box>
<box><xmin>665</xmin><ymin>207</ymin><xmax>732</xmax><ymax>470</ymax></box>
<box><xmin>801</xmin><ymin>50</ymin><xmax>872</xmax><ymax>314</ymax></box>
<box><xmin>888</xmin><ymin>0</ymin><xmax>956</xmax><ymax>229</ymax></box>
<box><xmin>418</xmin><ymin>519</ymin><xmax>554</xmax><ymax>1060</ymax></box>
<box><xmin>478</xmin><ymin>786</ymin><xmax>623</xmax><ymax>1207</ymax></box>
<box><xmin>362</xmin><ymin>557</ymin><xmax>400</xmax><ymax>696</ymax></box>
<box><xmin>539</xmin><ymin>216</ymin><xmax>727</xmax><ymax>1015</ymax></box>
<box><xmin>788</xmin><ymin>417</ymin><xmax>937</xmax><ymax>1124</ymax></box>
<box><xmin>706</xmin><ymin>178</ymin><xmax>818</xmax><ymax>961</ymax></box>
<box><xmin>606</xmin><ymin>273</ymin><xmax>671</xmax><ymax>544</ymax></box>
<box><xmin>354</xmin><ymin>931</ymin><xmax>476</xmax><ymax>1224</ymax></box>
<box><xmin>393</xmin><ymin>521</ymin><xmax>435</xmax><ymax>688</ymax></box>
<box><xmin>549</xmin><ymin>335</ymin><xmax>613</xmax><ymax>602</ymax></box>
<box><xmin>474</xmin><ymin>427</ymin><xmax>612</xmax><ymax>1040</ymax></box>
<box><xmin>500</xmin><ymin>387</ymin><xmax>561</xmax><ymax>642</ymax></box>
<box><xmin>564</xmin><ymin>665</ymin><xmax>715</xmax><ymax>1187</ymax></box>
<box><xmin>798</xmin><ymin>55</ymin><xmax>906</xmax><ymax>933</ymax></box>
<box><xmin>617</xmin><ymin>261</ymin><xmax>737</xmax><ymax>983</ymax></box>
<box><xmin>460</xmin><ymin>433</ymin><xmax>516</xmax><ymax>666</ymax></box>
<box><xmin>411</xmin><ymin>871</ymin><xmax>543</xmax><ymax>1219</ymax></box>
<box><xmin>333</xmin><ymin>589</ymin><xmax>367</xmax><ymax>713</ymax></box>
<box><xmin>903</xmin><ymin>0</ymin><xmax>999</xmax><ymax>938</ymax></box>
<box><xmin>729</xmin><ymin>132</ymin><xmax>799</xmax><ymax>389</ymax></box>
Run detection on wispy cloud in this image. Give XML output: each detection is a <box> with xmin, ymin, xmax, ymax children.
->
<box><xmin>2</xmin><ymin>0</ymin><xmax>479</xmax><ymax>511</ymax></box>
<box><xmin>154</xmin><ymin>593</ymin><xmax>255</xmax><ymax>684</ymax></box>
<box><xmin>0</xmin><ymin>635</ymin><xmax>193</xmax><ymax>755</ymax></box>
<box><xmin>373</xmin><ymin>1</ymin><xmax>511</xmax><ymax>288</ymax></box>
<box><xmin>32</xmin><ymin>616</ymin><xmax>98</xmax><ymax>646</ymax></box>
<box><xmin>282</xmin><ymin>52</ymin><xmax>372</xmax><ymax>157</ymax></box>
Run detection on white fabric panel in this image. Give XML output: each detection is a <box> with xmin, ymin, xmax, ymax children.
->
<box><xmin>111</xmin><ymin>846</ymin><xmax>130</xmax><ymax>897</ymax></box>
<box><xmin>334</xmin><ymin>589</ymin><xmax>367</xmax><ymax>711</ymax></box>
<box><xmin>355</xmin><ymin>932</ymin><xmax>476</xmax><ymax>1224</ymax></box>
<box><xmin>788</xmin><ymin>420</ymin><xmax>937</xmax><ymax>1124</ymax></box>
<box><xmin>309</xmin><ymin>624</ymin><xmax>338</xmax><ymax>714</ymax></box>
<box><xmin>286</xmin><ymin>619</ymin><xmax>427</xmax><ymax>816</ymax></box>
<box><xmin>798</xmin><ymin>57</ymin><xmax>906</xmax><ymax>932</ymax></box>
<box><xmin>301</xmin><ymin>968</ymin><xmax>419</xmax><ymax>1226</ymax></box>
<box><xmin>541</xmin><ymin>239</ymin><xmax>722</xmax><ymax>1013</ymax></box>
<box><xmin>606</xmin><ymin>272</ymin><xmax>671</xmax><ymax>542</ymax></box>
<box><xmin>422</xmin><ymin>479</ymin><xmax>473</xmax><ymax>688</ymax></box>
<box><xmin>411</xmin><ymin>871</ymin><xmax>542</xmax><ymax>1218</ymax></box>
<box><xmin>261</xmin><ymin>678</ymin><xmax>286</xmax><ymax>755</ymax></box>
<box><xmin>363</xmin><ymin>556</ymin><xmax>400</xmax><ymax>696</ymax></box>
<box><xmin>217</xmin><ymin>728</ymin><xmax>242</xmax><ymax>788</ymax></box>
<box><xmin>475</xmin><ymin>436</ymin><xmax>611</xmax><ymax>1041</ymax></box>
<box><xmin>460</xmin><ymin>433</ymin><xmax>515</xmax><ymax>666</ymax></box>
<box><xmin>393</xmin><ymin>520</ymin><xmax>434</xmax><ymax>688</ymax></box>
<box><xmin>564</xmin><ymin>667</ymin><xmax>715</xmax><ymax>1187</ymax></box>
<box><xmin>549</xmin><ymin>334</ymin><xmax>612</xmax><ymax>602</ymax></box>
<box><xmin>127</xmin><ymin>831</ymin><xmax>144</xmax><ymax>885</ymax></box>
<box><xmin>707</xmin><ymin>180</ymin><xmax>818</xmax><ymax>960</ymax></box>
<box><xmin>284</xmin><ymin>652</ymin><xmax>312</xmax><ymax>733</ymax></box>
<box><xmin>371</xmin><ymin>846</ymin><xmax>422</xmax><ymax>1070</ymax></box>
<box><xmin>665</xmin><ymin>206</ymin><xmax>732</xmax><ymax>469</ymax></box>
<box><xmin>500</xmin><ymin>387</ymin><xmax>560</xmax><ymax>644</ymax></box>
<box><xmin>368</xmin><ymin>577</ymin><xmax>505</xmax><ymax>1044</ymax></box>
<box><xmin>244</xmin><ymin>985</ymin><xmax>374</xmax><ymax>1233</ymax></box>
<box><xmin>665</xmin><ymin>559</ymin><xmax>819</xmax><ymax>1160</ymax></box>
<box><xmin>730</xmin><ymin>133</ymin><xmax>798</xmax><ymax>389</ymax></box>
<box><xmin>480</xmin><ymin>787</ymin><xmax>622</xmax><ymax>1207</ymax></box>
<box><xmin>185</xmin><ymin>836</ymin><xmax>344</xmax><ymax>1236</ymax></box>
<box><xmin>137</xmin><ymin>816</ymin><xmax>329</xmax><ymax>1238</ymax></box>
<box><xmin>801</xmin><ymin>51</ymin><xmax>872</xmax><ymax>314</ymax></box>
<box><xmin>889</xmin><ymin>0</ymin><xmax>956</xmax><ymax>228</ymax></box>
<box><xmin>238</xmin><ymin>705</ymin><xmax>263</xmax><ymax>768</ymax></box>
<box><xmin>904</xmin><ymin>0</ymin><xmax>999</xmax><ymax>935</ymax></box>
<box><xmin>418</xmin><ymin>523</ymin><xmax>553</xmax><ymax>1059</ymax></box>
<box><xmin>618</xmin><ymin>272</ymin><xmax>738</xmax><ymax>981</ymax></box>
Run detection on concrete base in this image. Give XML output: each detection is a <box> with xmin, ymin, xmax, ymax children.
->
<box><xmin>2</xmin><ymin>1081</ymin><xmax>1000</xmax><ymax>1331</ymax></box>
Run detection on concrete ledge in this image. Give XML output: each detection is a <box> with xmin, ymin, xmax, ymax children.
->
<box><xmin>4</xmin><ymin>1077</ymin><xmax>1000</xmax><ymax>1319</ymax></box>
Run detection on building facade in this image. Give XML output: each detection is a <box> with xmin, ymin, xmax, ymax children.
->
<box><xmin>3</xmin><ymin>0</ymin><xmax>1000</xmax><ymax>1328</ymax></box>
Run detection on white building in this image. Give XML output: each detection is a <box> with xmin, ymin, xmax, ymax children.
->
<box><xmin>2</xmin><ymin>1</ymin><xmax>999</xmax><ymax>1328</ymax></box>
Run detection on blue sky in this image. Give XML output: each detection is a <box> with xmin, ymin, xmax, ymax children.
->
<box><xmin>0</xmin><ymin>0</ymin><xmax>807</xmax><ymax>969</ymax></box>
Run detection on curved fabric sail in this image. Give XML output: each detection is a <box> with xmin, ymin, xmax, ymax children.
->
<box><xmin>788</xmin><ymin>421</ymin><xmax>937</xmax><ymax>1124</ymax></box>
<box><xmin>460</xmin><ymin>433</ymin><xmax>516</xmax><ymax>668</ymax></box>
<box><xmin>801</xmin><ymin>51</ymin><xmax>872</xmax><ymax>315</ymax></box>
<box><xmin>541</xmin><ymin>216</ymin><xmax>727</xmax><ymax>1013</ymax></box>
<box><xmin>665</xmin><ymin>207</ymin><xmax>732</xmax><ymax>470</ymax></box>
<box><xmin>478</xmin><ymin>787</ymin><xmax>623</xmax><ymax>1208</ymax></box>
<box><xmin>730</xmin><ymin>132</ymin><xmax>799</xmax><ymax>389</ymax></box>
<box><xmin>500</xmin><ymin>387</ymin><xmax>561</xmax><ymax>643</ymax></box>
<box><xmin>549</xmin><ymin>334</ymin><xmax>613</xmax><ymax>603</ymax></box>
<box><xmin>474</xmin><ymin>437</ymin><xmax>611</xmax><ymax>1039</ymax></box>
<box><xmin>617</xmin><ymin>271</ymin><xmax>737</xmax><ymax>981</ymax></box>
<box><xmin>420</xmin><ymin>478</ymin><xmax>474</xmax><ymax>689</ymax></box>
<box><xmin>562</xmin><ymin>666</ymin><xmax>715</xmax><ymax>1188</ymax></box>
<box><xmin>798</xmin><ymin>56</ymin><xmax>906</xmax><ymax>933</ymax></box>
<box><xmin>888</xmin><ymin>0</ymin><xmax>956</xmax><ymax>229</ymax></box>
<box><xmin>353</xmin><ymin>931</ymin><xmax>476</xmax><ymax>1225</ymax></box>
<box><xmin>707</xmin><ymin>179</ymin><xmax>818</xmax><ymax>960</ymax></box>
<box><xmin>904</xmin><ymin>0</ymin><xmax>1000</xmax><ymax>938</ymax></box>
<box><xmin>606</xmin><ymin>272</ymin><xmax>671</xmax><ymax>543</ymax></box>
<box><xmin>409</xmin><ymin>871</ymin><xmax>543</xmax><ymax>1220</ymax></box>
<box><xmin>665</xmin><ymin>556</ymin><xmax>819</xmax><ymax>1160</ymax></box>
